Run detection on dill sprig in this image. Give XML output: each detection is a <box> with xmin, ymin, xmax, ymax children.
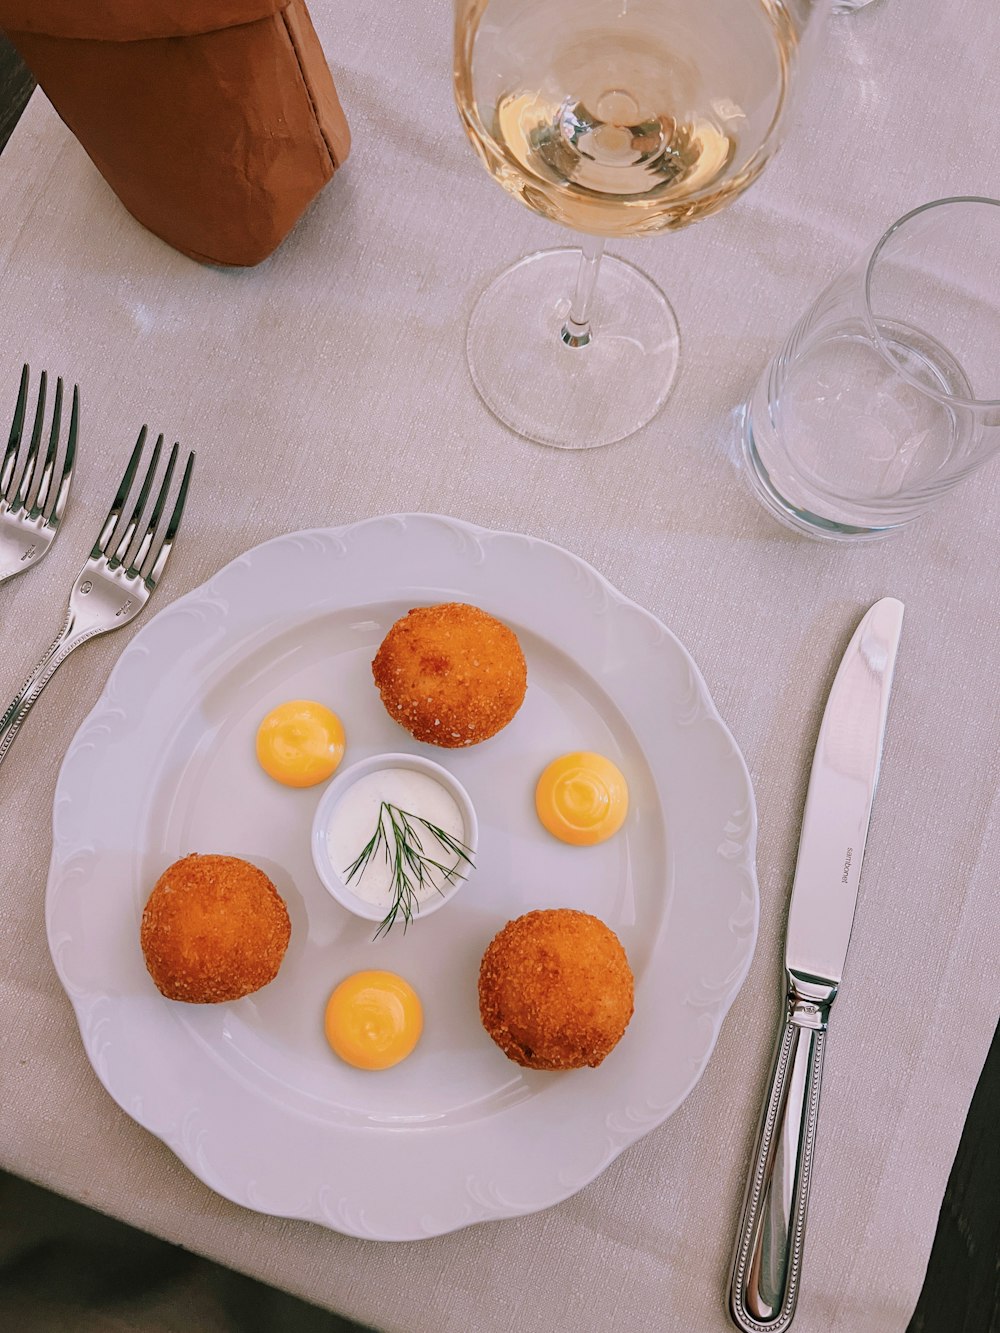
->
<box><xmin>343</xmin><ymin>801</ymin><xmax>474</xmax><ymax>939</ymax></box>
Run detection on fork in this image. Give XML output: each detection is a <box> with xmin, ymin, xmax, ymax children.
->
<box><xmin>0</xmin><ymin>429</ymin><xmax>194</xmax><ymax>768</ymax></box>
<box><xmin>0</xmin><ymin>364</ymin><xmax>79</xmax><ymax>586</ymax></box>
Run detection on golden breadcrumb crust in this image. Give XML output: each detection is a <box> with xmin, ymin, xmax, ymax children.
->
<box><xmin>140</xmin><ymin>853</ymin><xmax>290</xmax><ymax>1004</ymax></box>
<box><xmin>478</xmin><ymin>909</ymin><xmax>634</xmax><ymax>1070</ymax></box>
<box><xmin>371</xmin><ymin>602</ymin><xmax>527</xmax><ymax>747</ymax></box>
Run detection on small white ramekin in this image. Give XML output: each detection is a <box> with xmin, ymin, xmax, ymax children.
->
<box><xmin>310</xmin><ymin>752</ymin><xmax>478</xmax><ymax>925</ymax></box>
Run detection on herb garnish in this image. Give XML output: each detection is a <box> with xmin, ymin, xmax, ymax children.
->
<box><xmin>343</xmin><ymin>802</ymin><xmax>474</xmax><ymax>939</ymax></box>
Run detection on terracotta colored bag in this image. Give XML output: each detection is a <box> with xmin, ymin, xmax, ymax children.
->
<box><xmin>0</xmin><ymin>1</ymin><xmax>351</xmax><ymax>266</ymax></box>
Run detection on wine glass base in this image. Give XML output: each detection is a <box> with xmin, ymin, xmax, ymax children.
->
<box><xmin>466</xmin><ymin>248</ymin><xmax>679</xmax><ymax>450</ymax></box>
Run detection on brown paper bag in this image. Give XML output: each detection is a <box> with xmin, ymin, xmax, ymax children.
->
<box><xmin>0</xmin><ymin>1</ymin><xmax>351</xmax><ymax>266</ymax></box>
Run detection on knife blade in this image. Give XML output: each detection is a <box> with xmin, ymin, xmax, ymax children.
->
<box><xmin>728</xmin><ymin>597</ymin><xmax>904</xmax><ymax>1333</ymax></box>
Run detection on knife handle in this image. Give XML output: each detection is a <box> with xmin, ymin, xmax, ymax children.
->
<box><xmin>728</xmin><ymin>976</ymin><xmax>836</xmax><ymax>1332</ymax></box>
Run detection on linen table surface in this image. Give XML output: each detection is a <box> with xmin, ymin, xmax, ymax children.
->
<box><xmin>0</xmin><ymin>2</ymin><xmax>997</xmax><ymax>1331</ymax></box>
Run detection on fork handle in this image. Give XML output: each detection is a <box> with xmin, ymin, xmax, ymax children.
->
<box><xmin>0</xmin><ymin>609</ymin><xmax>92</xmax><ymax>767</ymax></box>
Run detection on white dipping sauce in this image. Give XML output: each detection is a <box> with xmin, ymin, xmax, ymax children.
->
<box><xmin>326</xmin><ymin>767</ymin><xmax>466</xmax><ymax>907</ymax></box>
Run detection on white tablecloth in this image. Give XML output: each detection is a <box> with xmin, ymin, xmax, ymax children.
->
<box><xmin>1</xmin><ymin>2</ymin><xmax>998</xmax><ymax>1330</ymax></box>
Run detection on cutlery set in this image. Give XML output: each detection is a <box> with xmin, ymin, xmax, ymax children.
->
<box><xmin>0</xmin><ymin>365</ymin><xmax>194</xmax><ymax>768</ymax></box>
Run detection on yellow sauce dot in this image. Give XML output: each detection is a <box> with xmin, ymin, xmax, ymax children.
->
<box><xmin>324</xmin><ymin>970</ymin><xmax>423</xmax><ymax>1070</ymax></box>
<box><xmin>535</xmin><ymin>751</ymin><xmax>629</xmax><ymax>846</ymax></box>
<box><xmin>256</xmin><ymin>700</ymin><xmax>345</xmax><ymax>788</ymax></box>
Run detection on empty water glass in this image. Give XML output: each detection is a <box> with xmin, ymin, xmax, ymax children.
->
<box><xmin>742</xmin><ymin>197</ymin><xmax>1000</xmax><ymax>539</ymax></box>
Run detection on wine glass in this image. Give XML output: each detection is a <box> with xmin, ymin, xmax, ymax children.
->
<box><xmin>454</xmin><ymin>0</ymin><xmax>829</xmax><ymax>449</ymax></box>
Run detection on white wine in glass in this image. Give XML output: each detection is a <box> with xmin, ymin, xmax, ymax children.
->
<box><xmin>454</xmin><ymin>0</ymin><xmax>828</xmax><ymax>449</ymax></box>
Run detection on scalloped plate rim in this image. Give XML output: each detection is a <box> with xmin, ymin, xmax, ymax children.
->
<box><xmin>46</xmin><ymin>511</ymin><xmax>759</xmax><ymax>1240</ymax></box>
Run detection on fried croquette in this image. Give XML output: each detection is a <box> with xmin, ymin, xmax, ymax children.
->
<box><xmin>372</xmin><ymin>602</ymin><xmax>527</xmax><ymax>747</ymax></box>
<box><xmin>478</xmin><ymin>909</ymin><xmax>634</xmax><ymax>1070</ymax></box>
<box><xmin>140</xmin><ymin>853</ymin><xmax>291</xmax><ymax>1004</ymax></box>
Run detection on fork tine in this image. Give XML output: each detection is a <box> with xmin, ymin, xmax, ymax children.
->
<box><xmin>0</xmin><ymin>364</ymin><xmax>29</xmax><ymax>500</ymax></box>
<box><xmin>143</xmin><ymin>450</ymin><xmax>194</xmax><ymax>590</ymax></box>
<box><xmin>92</xmin><ymin>426</ymin><xmax>147</xmax><ymax>557</ymax></box>
<box><xmin>47</xmin><ymin>383</ymin><xmax>78</xmax><ymax>529</ymax></box>
<box><xmin>128</xmin><ymin>442</ymin><xmax>177</xmax><ymax>578</ymax></box>
<box><xmin>12</xmin><ymin>369</ymin><xmax>46</xmax><ymax>512</ymax></box>
<box><xmin>29</xmin><ymin>376</ymin><xmax>63</xmax><ymax>519</ymax></box>
<box><xmin>109</xmin><ymin>433</ymin><xmax>162</xmax><ymax>568</ymax></box>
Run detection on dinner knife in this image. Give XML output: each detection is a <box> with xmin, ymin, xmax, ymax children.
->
<box><xmin>728</xmin><ymin>596</ymin><xmax>904</xmax><ymax>1332</ymax></box>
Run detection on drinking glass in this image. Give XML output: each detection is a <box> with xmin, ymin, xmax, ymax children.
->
<box><xmin>743</xmin><ymin>197</ymin><xmax>1000</xmax><ymax>539</ymax></box>
<box><xmin>453</xmin><ymin>0</ymin><xmax>830</xmax><ymax>450</ymax></box>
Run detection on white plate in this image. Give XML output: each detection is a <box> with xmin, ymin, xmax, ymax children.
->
<box><xmin>47</xmin><ymin>514</ymin><xmax>758</xmax><ymax>1241</ymax></box>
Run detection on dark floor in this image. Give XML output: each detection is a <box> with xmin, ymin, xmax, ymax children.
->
<box><xmin>0</xmin><ymin>1171</ymin><xmax>373</xmax><ymax>1333</ymax></box>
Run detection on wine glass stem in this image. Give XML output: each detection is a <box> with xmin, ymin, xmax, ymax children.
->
<box><xmin>560</xmin><ymin>235</ymin><xmax>606</xmax><ymax>349</ymax></box>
